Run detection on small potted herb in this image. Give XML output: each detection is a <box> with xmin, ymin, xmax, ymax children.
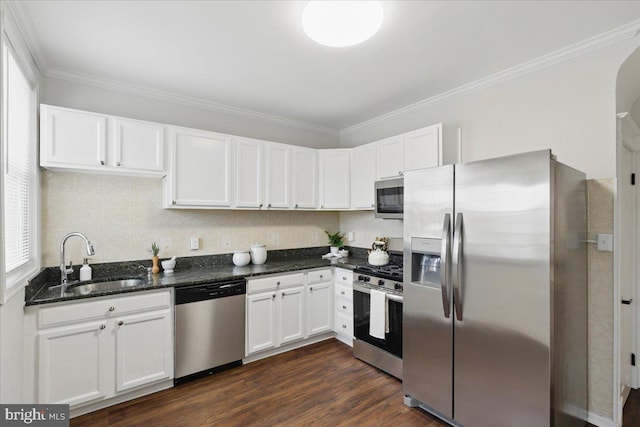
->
<box><xmin>325</xmin><ymin>231</ymin><xmax>345</xmax><ymax>255</ymax></box>
<box><xmin>149</xmin><ymin>242</ymin><xmax>160</xmax><ymax>274</ymax></box>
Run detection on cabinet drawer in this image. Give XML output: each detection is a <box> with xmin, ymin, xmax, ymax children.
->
<box><xmin>247</xmin><ymin>273</ymin><xmax>305</xmax><ymax>294</ymax></box>
<box><xmin>38</xmin><ymin>290</ymin><xmax>171</xmax><ymax>329</ymax></box>
<box><xmin>334</xmin><ymin>312</ymin><xmax>353</xmax><ymax>337</ymax></box>
<box><xmin>334</xmin><ymin>284</ymin><xmax>352</xmax><ymax>302</ymax></box>
<box><xmin>335</xmin><ymin>295</ymin><xmax>352</xmax><ymax>315</ymax></box>
<box><xmin>334</xmin><ymin>269</ymin><xmax>353</xmax><ymax>286</ymax></box>
<box><xmin>307</xmin><ymin>269</ymin><xmax>332</xmax><ymax>284</ymax></box>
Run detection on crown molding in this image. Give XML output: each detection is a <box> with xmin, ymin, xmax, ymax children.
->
<box><xmin>4</xmin><ymin>0</ymin><xmax>48</xmax><ymax>76</ymax></box>
<box><xmin>44</xmin><ymin>67</ymin><xmax>340</xmax><ymax>137</ymax></box>
<box><xmin>340</xmin><ymin>20</ymin><xmax>640</xmax><ymax>138</ymax></box>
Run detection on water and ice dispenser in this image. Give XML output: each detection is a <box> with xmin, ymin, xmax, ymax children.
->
<box><xmin>411</xmin><ymin>237</ymin><xmax>442</xmax><ymax>288</ymax></box>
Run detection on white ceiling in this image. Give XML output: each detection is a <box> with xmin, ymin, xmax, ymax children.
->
<box><xmin>10</xmin><ymin>0</ymin><xmax>640</xmax><ymax>132</ymax></box>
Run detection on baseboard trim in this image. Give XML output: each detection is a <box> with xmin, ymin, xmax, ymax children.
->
<box><xmin>587</xmin><ymin>411</ymin><xmax>616</xmax><ymax>427</ymax></box>
<box><xmin>243</xmin><ymin>332</ymin><xmax>334</xmax><ymax>364</ymax></box>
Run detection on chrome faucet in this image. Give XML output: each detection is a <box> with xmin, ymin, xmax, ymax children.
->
<box><xmin>60</xmin><ymin>232</ymin><xmax>95</xmax><ymax>291</ymax></box>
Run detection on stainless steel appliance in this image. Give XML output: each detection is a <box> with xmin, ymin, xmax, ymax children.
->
<box><xmin>174</xmin><ymin>279</ymin><xmax>246</xmax><ymax>385</ymax></box>
<box><xmin>374</xmin><ymin>177</ymin><xmax>403</xmax><ymax>219</ymax></box>
<box><xmin>353</xmin><ymin>257</ymin><xmax>404</xmax><ymax>379</ymax></box>
<box><xmin>403</xmin><ymin>150</ymin><xmax>588</xmax><ymax>426</ymax></box>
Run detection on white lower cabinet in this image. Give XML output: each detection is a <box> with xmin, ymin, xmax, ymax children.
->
<box><xmin>245</xmin><ymin>269</ymin><xmax>334</xmax><ymax>357</ymax></box>
<box><xmin>25</xmin><ymin>290</ymin><xmax>173</xmax><ymax>411</ymax></box>
<box><xmin>333</xmin><ymin>268</ymin><xmax>354</xmax><ymax>346</ymax></box>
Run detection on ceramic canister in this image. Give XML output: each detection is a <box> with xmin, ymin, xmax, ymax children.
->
<box><xmin>250</xmin><ymin>244</ymin><xmax>267</xmax><ymax>265</ymax></box>
<box><xmin>233</xmin><ymin>250</ymin><xmax>251</xmax><ymax>267</ymax></box>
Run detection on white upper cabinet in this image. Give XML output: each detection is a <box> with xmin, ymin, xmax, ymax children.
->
<box><xmin>375</xmin><ymin>135</ymin><xmax>404</xmax><ymax>180</ymax></box>
<box><xmin>166</xmin><ymin>127</ymin><xmax>233</xmax><ymax>208</ymax></box>
<box><xmin>403</xmin><ymin>123</ymin><xmax>442</xmax><ymax>172</ymax></box>
<box><xmin>350</xmin><ymin>142</ymin><xmax>376</xmax><ymax>209</ymax></box>
<box><xmin>319</xmin><ymin>149</ymin><xmax>350</xmax><ymax>209</ymax></box>
<box><xmin>112</xmin><ymin>117</ymin><xmax>164</xmax><ymax>173</ymax></box>
<box><xmin>264</xmin><ymin>142</ymin><xmax>291</xmax><ymax>209</ymax></box>
<box><xmin>234</xmin><ymin>137</ymin><xmax>263</xmax><ymax>208</ymax></box>
<box><xmin>292</xmin><ymin>147</ymin><xmax>318</xmax><ymax>209</ymax></box>
<box><xmin>375</xmin><ymin>123</ymin><xmax>443</xmax><ymax>179</ymax></box>
<box><xmin>40</xmin><ymin>104</ymin><xmax>165</xmax><ymax>176</ymax></box>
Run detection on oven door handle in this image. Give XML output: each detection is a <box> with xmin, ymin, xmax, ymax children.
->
<box><xmin>440</xmin><ymin>213</ymin><xmax>452</xmax><ymax>318</ymax></box>
<box><xmin>386</xmin><ymin>293</ymin><xmax>403</xmax><ymax>303</ymax></box>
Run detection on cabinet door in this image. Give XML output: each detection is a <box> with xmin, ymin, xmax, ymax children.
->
<box><xmin>40</xmin><ymin>105</ymin><xmax>107</xmax><ymax>169</ymax></box>
<box><xmin>278</xmin><ymin>286</ymin><xmax>304</xmax><ymax>344</ymax></box>
<box><xmin>292</xmin><ymin>147</ymin><xmax>317</xmax><ymax>209</ymax></box>
<box><xmin>169</xmin><ymin>127</ymin><xmax>233</xmax><ymax>207</ymax></box>
<box><xmin>246</xmin><ymin>292</ymin><xmax>277</xmax><ymax>355</ymax></box>
<box><xmin>235</xmin><ymin>137</ymin><xmax>263</xmax><ymax>208</ymax></box>
<box><xmin>38</xmin><ymin>321</ymin><xmax>109</xmax><ymax>406</ymax></box>
<box><xmin>306</xmin><ymin>281</ymin><xmax>333</xmax><ymax>336</ymax></box>
<box><xmin>350</xmin><ymin>143</ymin><xmax>376</xmax><ymax>209</ymax></box>
<box><xmin>319</xmin><ymin>150</ymin><xmax>350</xmax><ymax>209</ymax></box>
<box><xmin>404</xmin><ymin>123</ymin><xmax>442</xmax><ymax>172</ymax></box>
<box><xmin>264</xmin><ymin>143</ymin><xmax>291</xmax><ymax>208</ymax></box>
<box><xmin>112</xmin><ymin>118</ymin><xmax>164</xmax><ymax>172</ymax></box>
<box><xmin>115</xmin><ymin>310</ymin><xmax>173</xmax><ymax>393</ymax></box>
<box><xmin>375</xmin><ymin>136</ymin><xmax>404</xmax><ymax>179</ymax></box>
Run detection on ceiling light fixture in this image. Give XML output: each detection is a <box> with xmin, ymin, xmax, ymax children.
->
<box><xmin>302</xmin><ymin>1</ymin><xmax>384</xmax><ymax>48</ymax></box>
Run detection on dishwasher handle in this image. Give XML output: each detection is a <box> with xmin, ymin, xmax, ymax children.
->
<box><xmin>175</xmin><ymin>280</ymin><xmax>246</xmax><ymax>304</ymax></box>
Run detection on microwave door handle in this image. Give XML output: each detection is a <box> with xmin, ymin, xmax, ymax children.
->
<box><xmin>440</xmin><ymin>213</ymin><xmax>451</xmax><ymax>318</ymax></box>
<box><xmin>452</xmin><ymin>212</ymin><xmax>463</xmax><ymax>321</ymax></box>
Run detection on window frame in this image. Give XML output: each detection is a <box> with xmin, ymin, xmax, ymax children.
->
<box><xmin>0</xmin><ymin>9</ymin><xmax>40</xmax><ymax>304</ymax></box>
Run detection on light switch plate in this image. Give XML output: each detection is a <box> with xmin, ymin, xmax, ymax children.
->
<box><xmin>596</xmin><ymin>233</ymin><xmax>613</xmax><ymax>252</ymax></box>
<box><xmin>190</xmin><ymin>237</ymin><xmax>199</xmax><ymax>251</ymax></box>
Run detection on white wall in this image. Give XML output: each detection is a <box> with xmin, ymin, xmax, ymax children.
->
<box><xmin>41</xmin><ymin>77</ymin><xmax>340</xmax><ymax>149</ymax></box>
<box><xmin>340</xmin><ymin>37</ymin><xmax>640</xmax><ymax>181</ymax></box>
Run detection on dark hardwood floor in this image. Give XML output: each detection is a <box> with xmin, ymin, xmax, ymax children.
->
<box><xmin>624</xmin><ymin>388</ymin><xmax>640</xmax><ymax>427</ymax></box>
<box><xmin>71</xmin><ymin>339</ymin><xmax>443</xmax><ymax>426</ymax></box>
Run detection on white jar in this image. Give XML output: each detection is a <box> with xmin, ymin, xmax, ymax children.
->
<box><xmin>250</xmin><ymin>244</ymin><xmax>267</xmax><ymax>265</ymax></box>
<box><xmin>233</xmin><ymin>250</ymin><xmax>251</xmax><ymax>267</ymax></box>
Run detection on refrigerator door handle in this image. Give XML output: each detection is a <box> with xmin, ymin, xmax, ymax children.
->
<box><xmin>452</xmin><ymin>212</ymin><xmax>463</xmax><ymax>321</ymax></box>
<box><xmin>440</xmin><ymin>213</ymin><xmax>452</xmax><ymax>318</ymax></box>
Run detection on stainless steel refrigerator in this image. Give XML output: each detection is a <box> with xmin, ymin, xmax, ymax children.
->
<box><xmin>403</xmin><ymin>150</ymin><xmax>587</xmax><ymax>427</ymax></box>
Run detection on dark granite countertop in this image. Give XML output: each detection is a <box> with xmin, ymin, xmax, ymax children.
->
<box><xmin>26</xmin><ymin>247</ymin><xmax>369</xmax><ymax>306</ymax></box>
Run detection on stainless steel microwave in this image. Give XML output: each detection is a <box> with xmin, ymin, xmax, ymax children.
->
<box><xmin>375</xmin><ymin>177</ymin><xmax>403</xmax><ymax>219</ymax></box>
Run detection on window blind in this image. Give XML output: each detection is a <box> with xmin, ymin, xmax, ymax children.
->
<box><xmin>3</xmin><ymin>41</ymin><xmax>35</xmax><ymax>274</ymax></box>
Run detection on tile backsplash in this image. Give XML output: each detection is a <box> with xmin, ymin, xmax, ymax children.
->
<box><xmin>41</xmin><ymin>171</ymin><xmax>339</xmax><ymax>267</ymax></box>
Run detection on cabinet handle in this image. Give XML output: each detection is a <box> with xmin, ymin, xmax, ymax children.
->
<box><xmin>342</xmin><ymin>305</ymin><xmax>347</xmax><ymax>310</ymax></box>
<box><xmin>118</xmin><ymin>320</ymin><xmax>124</xmax><ymax>326</ymax></box>
<box><xmin>272</xmin><ymin>294</ymin><xmax>276</xmax><ymax>299</ymax></box>
<box><xmin>295</xmin><ymin>204</ymin><xmax>298</xmax><ymax>208</ymax></box>
<box><xmin>342</xmin><ymin>324</ymin><xmax>347</xmax><ymax>329</ymax></box>
<box><xmin>341</xmin><ymin>291</ymin><xmax>345</xmax><ymax>295</ymax></box>
<box><xmin>108</xmin><ymin>306</ymin><xmax>115</xmax><ymax>312</ymax></box>
<box><xmin>172</xmin><ymin>200</ymin><xmax>177</xmax><ymax>205</ymax></box>
<box><xmin>342</xmin><ymin>276</ymin><xmax>347</xmax><ymax>281</ymax></box>
<box><xmin>99</xmin><ymin>324</ymin><xmax>106</xmax><ymax>330</ymax></box>
<box><xmin>116</xmin><ymin>162</ymin><xmax>121</xmax><ymax>167</ymax></box>
<box><xmin>100</xmin><ymin>160</ymin><xmax>105</xmax><ymax>166</ymax></box>
<box><xmin>268</xmin><ymin>203</ymin><xmax>271</xmax><ymax>208</ymax></box>
<box><xmin>277</xmin><ymin>281</ymin><xmax>280</xmax><ymax>286</ymax></box>
<box><xmin>281</xmin><ymin>292</ymin><xmax>285</xmax><ymax>298</ymax></box>
<box><xmin>310</xmin><ymin>287</ymin><xmax>313</xmax><ymax>292</ymax></box>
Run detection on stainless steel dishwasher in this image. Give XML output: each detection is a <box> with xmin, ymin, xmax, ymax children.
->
<box><xmin>174</xmin><ymin>279</ymin><xmax>246</xmax><ymax>385</ymax></box>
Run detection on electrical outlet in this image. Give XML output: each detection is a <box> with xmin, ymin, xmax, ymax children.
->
<box><xmin>596</xmin><ymin>233</ymin><xmax>613</xmax><ymax>252</ymax></box>
<box><xmin>189</xmin><ymin>237</ymin><xmax>199</xmax><ymax>251</ymax></box>
<box><xmin>347</xmin><ymin>232</ymin><xmax>355</xmax><ymax>242</ymax></box>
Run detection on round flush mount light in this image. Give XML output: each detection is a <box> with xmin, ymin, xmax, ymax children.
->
<box><xmin>302</xmin><ymin>1</ymin><xmax>384</xmax><ymax>47</ymax></box>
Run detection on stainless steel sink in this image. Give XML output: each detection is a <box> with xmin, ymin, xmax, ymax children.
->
<box><xmin>65</xmin><ymin>278</ymin><xmax>144</xmax><ymax>296</ymax></box>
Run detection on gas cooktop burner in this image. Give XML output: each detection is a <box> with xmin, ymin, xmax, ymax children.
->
<box><xmin>355</xmin><ymin>263</ymin><xmax>403</xmax><ymax>280</ymax></box>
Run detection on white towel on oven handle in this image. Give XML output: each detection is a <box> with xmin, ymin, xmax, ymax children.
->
<box><xmin>369</xmin><ymin>289</ymin><xmax>388</xmax><ymax>339</ymax></box>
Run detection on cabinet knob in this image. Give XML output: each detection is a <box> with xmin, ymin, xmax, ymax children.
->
<box><xmin>371</xmin><ymin>203</ymin><xmax>375</xmax><ymax>208</ymax></box>
<box><xmin>108</xmin><ymin>306</ymin><xmax>115</xmax><ymax>312</ymax></box>
<box><xmin>342</xmin><ymin>276</ymin><xmax>347</xmax><ymax>281</ymax></box>
<box><xmin>281</xmin><ymin>292</ymin><xmax>285</xmax><ymax>298</ymax></box>
<box><xmin>310</xmin><ymin>287</ymin><xmax>313</xmax><ymax>292</ymax></box>
<box><xmin>259</xmin><ymin>204</ymin><xmax>263</xmax><ymax>208</ymax></box>
<box><xmin>100</xmin><ymin>160</ymin><xmax>105</xmax><ymax>166</ymax></box>
<box><xmin>172</xmin><ymin>200</ymin><xmax>177</xmax><ymax>205</ymax></box>
<box><xmin>267</xmin><ymin>203</ymin><xmax>271</xmax><ymax>208</ymax></box>
<box><xmin>399</xmin><ymin>171</ymin><xmax>403</xmax><ymax>175</ymax></box>
<box><xmin>99</xmin><ymin>324</ymin><xmax>106</xmax><ymax>330</ymax></box>
<box><xmin>342</xmin><ymin>305</ymin><xmax>347</xmax><ymax>310</ymax></box>
<box><xmin>118</xmin><ymin>320</ymin><xmax>124</xmax><ymax>326</ymax></box>
<box><xmin>342</xmin><ymin>324</ymin><xmax>347</xmax><ymax>329</ymax></box>
<box><xmin>277</xmin><ymin>281</ymin><xmax>280</xmax><ymax>286</ymax></box>
<box><xmin>272</xmin><ymin>294</ymin><xmax>276</xmax><ymax>299</ymax></box>
<box><xmin>319</xmin><ymin>274</ymin><xmax>323</xmax><ymax>279</ymax></box>
<box><xmin>341</xmin><ymin>291</ymin><xmax>345</xmax><ymax>295</ymax></box>
<box><xmin>295</xmin><ymin>204</ymin><xmax>298</xmax><ymax>208</ymax></box>
<box><xmin>116</xmin><ymin>162</ymin><xmax>121</xmax><ymax>167</ymax></box>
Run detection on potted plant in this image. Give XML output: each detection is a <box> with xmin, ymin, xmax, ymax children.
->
<box><xmin>149</xmin><ymin>241</ymin><xmax>160</xmax><ymax>274</ymax></box>
<box><xmin>325</xmin><ymin>231</ymin><xmax>345</xmax><ymax>255</ymax></box>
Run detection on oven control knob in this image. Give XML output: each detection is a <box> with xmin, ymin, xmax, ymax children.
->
<box><xmin>363</xmin><ymin>276</ymin><xmax>370</xmax><ymax>282</ymax></box>
<box><xmin>378</xmin><ymin>279</ymin><xmax>385</xmax><ymax>286</ymax></box>
<box><xmin>394</xmin><ymin>283</ymin><xmax>403</xmax><ymax>290</ymax></box>
<box><xmin>357</xmin><ymin>275</ymin><xmax>365</xmax><ymax>281</ymax></box>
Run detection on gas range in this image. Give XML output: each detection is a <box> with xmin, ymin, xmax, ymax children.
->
<box><xmin>353</xmin><ymin>263</ymin><xmax>404</xmax><ymax>295</ymax></box>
